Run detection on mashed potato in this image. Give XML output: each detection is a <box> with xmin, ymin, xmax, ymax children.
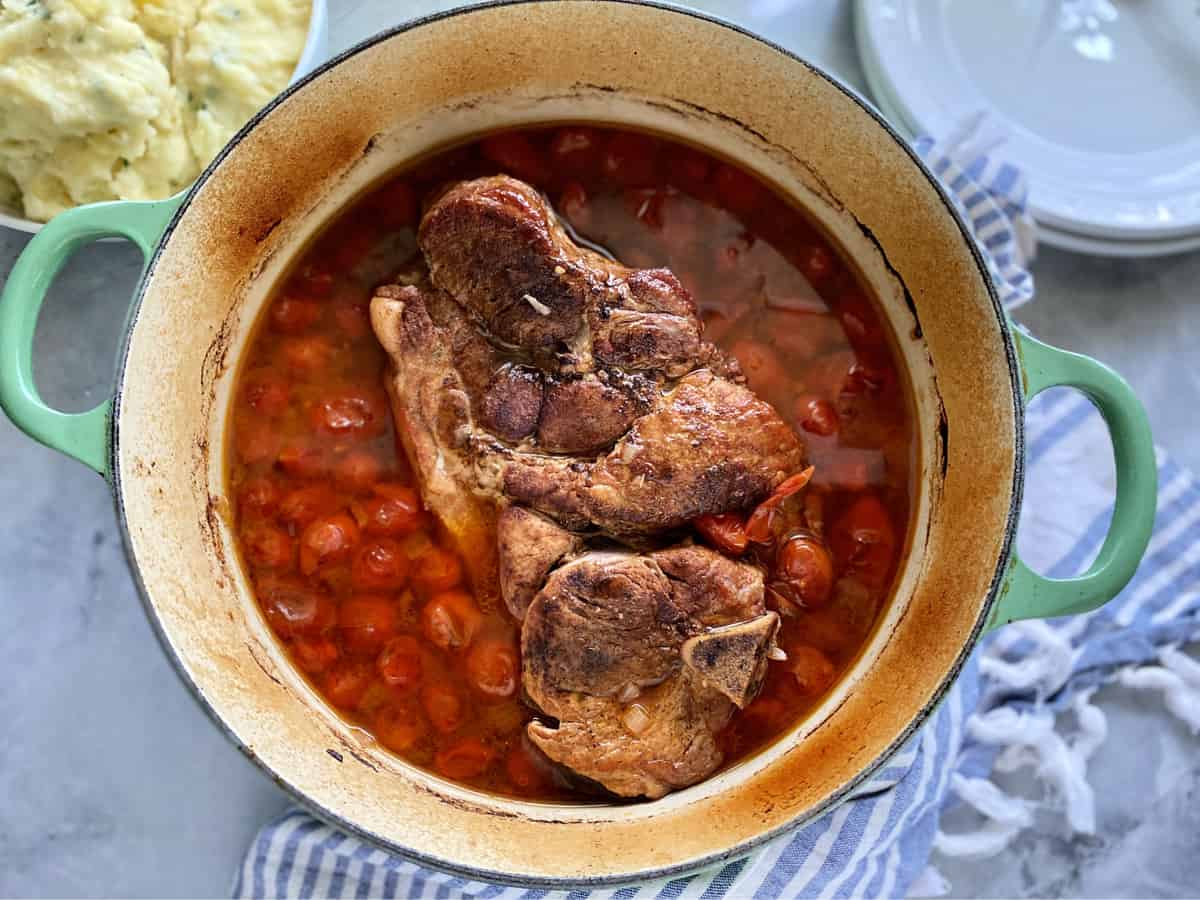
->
<box><xmin>0</xmin><ymin>0</ymin><xmax>309</xmax><ymax>221</ymax></box>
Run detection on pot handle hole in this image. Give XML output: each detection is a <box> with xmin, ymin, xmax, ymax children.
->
<box><xmin>989</xmin><ymin>329</ymin><xmax>1158</xmax><ymax>630</ymax></box>
<box><xmin>0</xmin><ymin>194</ymin><xmax>185</xmax><ymax>479</ymax></box>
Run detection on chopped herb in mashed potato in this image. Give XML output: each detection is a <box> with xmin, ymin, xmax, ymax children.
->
<box><xmin>0</xmin><ymin>0</ymin><xmax>309</xmax><ymax>222</ymax></box>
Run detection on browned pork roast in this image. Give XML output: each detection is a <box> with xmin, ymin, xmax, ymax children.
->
<box><xmin>370</xmin><ymin>175</ymin><xmax>805</xmax><ymax>797</ymax></box>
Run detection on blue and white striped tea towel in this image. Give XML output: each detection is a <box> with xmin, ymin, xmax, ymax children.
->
<box><xmin>234</xmin><ymin>133</ymin><xmax>1200</xmax><ymax>899</ymax></box>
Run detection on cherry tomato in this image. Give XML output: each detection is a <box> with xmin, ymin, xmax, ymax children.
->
<box><xmin>435</xmin><ymin>737</ymin><xmax>494</xmax><ymax>779</ymax></box>
<box><xmin>803</xmin><ymin>489</ymin><xmax>827</xmax><ymax>539</ymax></box>
<box><xmin>289</xmin><ymin>264</ymin><xmax>334</xmax><ymax>299</ymax></box>
<box><xmin>799</xmin><ymin>350</ymin><xmax>856</xmax><ymax>401</ymax></box>
<box><xmin>396</xmin><ymin>531</ymin><xmax>434</xmax><ymax>562</ymax></box>
<box><xmin>309</xmin><ymin>389</ymin><xmax>387</xmax><ymax>438</ymax></box>
<box><xmin>700</xmin><ymin>305</ymin><xmax>745</xmax><ymax>343</ymax></box>
<box><xmin>363</xmin><ymin>178</ymin><xmax>418</xmax><ymax>230</ymax></box>
<box><xmin>339</xmin><ymin>594</ymin><xmax>400</xmax><ymax>655</ymax></box>
<box><xmin>742</xmin><ymin>695</ymin><xmax>788</xmax><ymax>730</ymax></box>
<box><xmin>481</xmin><ymin>132</ymin><xmax>550</xmax><ymax>183</ymax></box>
<box><xmin>558</xmin><ymin>182</ymin><xmax>591</xmax><ymax>229</ymax></box>
<box><xmin>843</xmin><ymin>362</ymin><xmax>889</xmax><ymax>395</ymax></box>
<box><xmin>694</xmin><ymin>512</ymin><xmax>749</xmax><ymax>556</ymax></box>
<box><xmin>374</xmin><ymin>482</ymin><xmax>419</xmax><ymax>501</ymax></box>
<box><xmin>829</xmin><ymin>494</ymin><xmax>897</xmax><ymax>589</ymax></box>
<box><xmin>237</xmin><ymin>476</ymin><xmax>280</xmax><ymax>518</ymax></box>
<box><xmin>466</xmin><ymin>637</ymin><xmax>519</xmax><ymax>699</ymax></box>
<box><xmin>797</xmin><ymin>397</ymin><xmax>839</xmax><ymax>437</ymax></box>
<box><xmin>659</xmin><ymin>196</ymin><xmax>701</xmax><ymax>254</ymax></box>
<box><xmin>257</xmin><ymin>574</ymin><xmax>335</xmax><ymax>637</ymax></box>
<box><xmin>278</xmin><ymin>484</ymin><xmax>338</xmax><ymax>528</ymax></box>
<box><xmin>331</xmin><ymin>224</ymin><xmax>376</xmax><ymax>270</ymax></box>
<box><xmin>270</xmin><ymin>297</ymin><xmax>321</xmax><ymax>334</ymax></box>
<box><xmin>333</xmin><ymin>300</ymin><xmax>371</xmax><ymax>339</ymax></box>
<box><xmin>281</xmin><ymin>335</ymin><xmax>333</xmax><ymax>374</ymax></box>
<box><xmin>713</xmin><ymin>164</ymin><xmax>764</xmax><ymax>218</ymax></box>
<box><xmin>549</xmin><ymin>127</ymin><xmax>601</xmax><ymax>178</ymax></box>
<box><xmin>786</xmin><ymin>608</ymin><xmax>853</xmax><ymax>656</ymax></box>
<box><xmin>505</xmin><ymin>743</ymin><xmax>551</xmax><ymax>794</ymax></box>
<box><xmin>421</xmin><ymin>683</ymin><xmax>465</xmax><ymax>734</ymax></box>
<box><xmin>334</xmin><ymin>450</ymin><xmax>384</xmax><ymax>493</ymax></box>
<box><xmin>242</xmin><ymin>373</ymin><xmax>290</xmax><ymax>419</ymax></box>
<box><xmin>373</xmin><ymin>703</ymin><xmax>423</xmax><ymax>752</ymax></box>
<box><xmin>358</xmin><ymin>485</ymin><xmax>422</xmax><ymax>536</ymax></box>
<box><xmin>276</xmin><ymin>443</ymin><xmax>326</xmax><ymax>479</ymax></box>
<box><xmin>670</xmin><ymin>145</ymin><xmax>712</xmax><ymax>192</ymax></box>
<box><xmin>413</xmin><ymin>547</ymin><xmax>463</xmax><ymax>594</ymax></box>
<box><xmin>298</xmin><ymin>513</ymin><xmax>360</xmax><ymax>575</ymax></box>
<box><xmin>796</xmin><ymin>245</ymin><xmax>834</xmax><ymax>284</ymax></box>
<box><xmin>622</xmin><ymin>187</ymin><xmax>667</xmax><ymax>230</ymax></box>
<box><xmin>837</xmin><ymin>292</ymin><xmax>886</xmax><ymax>352</ymax></box>
<box><xmin>243</xmin><ymin>522</ymin><xmax>294</xmax><ymax>569</ymax></box>
<box><xmin>292</xmin><ymin>636</ymin><xmax>340</xmax><ymax>675</ymax></box>
<box><xmin>764</xmin><ymin>196</ymin><xmax>822</xmax><ymax>253</ymax></box>
<box><xmin>323</xmin><ymin>659</ymin><xmax>373</xmax><ymax>710</ymax></box>
<box><xmin>351</xmin><ymin>538</ymin><xmax>410</xmax><ymax>592</ymax></box>
<box><xmin>377</xmin><ymin>635</ymin><xmax>423</xmax><ymax>690</ymax></box>
<box><xmin>729</xmin><ymin>339</ymin><xmax>786</xmax><ymax>393</ymax></box>
<box><xmin>788</xmin><ymin>644</ymin><xmax>835</xmax><ymax>696</ymax></box>
<box><xmin>421</xmin><ymin>589</ymin><xmax>482</xmax><ymax>651</ymax></box>
<box><xmin>820</xmin><ymin>456</ymin><xmax>874</xmax><ymax>492</ymax></box>
<box><xmin>602</xmin><ymin>132</ymin><xmax>658</xmax><ymax>187</ymax></box>
<box><xmin>236</xmin><ymin>421</ymin><xmax>280</xmax><ymax>465</ymax></box>
<box><xmin>777</xmin><ymin>532</ymin><xmax>835</xmax><ymax>608</ymax></box>
<box><xmin>840</xmin><ymin>309</ymin><xmax>871</xmax><ymax>346</ymax></box>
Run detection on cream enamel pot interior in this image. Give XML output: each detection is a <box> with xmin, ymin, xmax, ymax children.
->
<box><xmin>0</xmin><ymin>2</ymin><xmax>1157</xmax><ymax>887</ymax></box>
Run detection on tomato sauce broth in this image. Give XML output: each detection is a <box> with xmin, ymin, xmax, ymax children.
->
<box><xmin>227</xmin><ymin>125</ymin><xmax>914</xmax><ymax>800</ymax></box>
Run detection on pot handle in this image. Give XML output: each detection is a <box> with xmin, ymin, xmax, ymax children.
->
<box><xmin>989</xmin><ymin>329</ymin><xmax>1157</xmax><ymax>630</ymax></box>
<box><xmin>0</xmin><ymin>194</ymin><xmax>185</xmax><ymax>479</ymax></box>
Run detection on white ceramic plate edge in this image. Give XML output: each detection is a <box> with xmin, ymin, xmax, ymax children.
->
<box><xmin>855</xmin><ymin>0</ymin><xmax>1200</xmax><ymax>244</ymax></box>
<box><xmin>854</xmin><ymin>0</ymin><xmax>1200</xmax><ymax>259</ymax></box>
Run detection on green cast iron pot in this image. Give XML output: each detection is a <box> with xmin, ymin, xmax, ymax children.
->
<box><xmin>0</xmin><ymin>1</ymin><xmax>1158</xmax><ymax>887</ymax></box>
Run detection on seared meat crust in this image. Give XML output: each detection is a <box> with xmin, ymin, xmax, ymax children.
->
<box><xmin>371</xmin><ymin>175</ymin><xmax>803</xmax><ymax>796</ymax></box>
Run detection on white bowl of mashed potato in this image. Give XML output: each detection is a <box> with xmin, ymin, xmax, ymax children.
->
<box><xmin>0</xmin><ymin>0</ymin><xmax>328</xmax><ymax>232</ymax></box>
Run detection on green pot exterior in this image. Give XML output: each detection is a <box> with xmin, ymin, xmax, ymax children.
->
<box><xmin>0</xmin><ymin>194</ymin><xmax>185</xmax><ymax>479</ymax></box>
<box><xmin>988</xmin><ymin>328</ymin><xmax>1158</xmax><ymax>628</ymax></box>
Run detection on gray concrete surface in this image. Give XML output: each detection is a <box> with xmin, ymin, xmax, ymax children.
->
<box><xmin>1</xmin><ymin>1</ymin><xmax>1197</xmax><ymax>896</ymax></box>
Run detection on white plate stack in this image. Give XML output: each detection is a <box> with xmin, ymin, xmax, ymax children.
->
<box><xmin>855</xmin><ymin>0</ymin><xmax>1200</xmax><ymax>257</ymax></box>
